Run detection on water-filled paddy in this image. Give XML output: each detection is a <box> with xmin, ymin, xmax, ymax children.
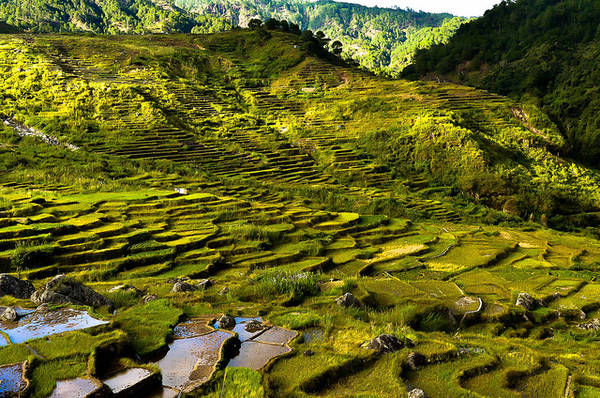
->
<box><xmin>0</xmin><ymin>362</ymin><xmax>27</xmax><ymax>397</ymax></box>
<box><xmin>48</xmin><ymin>377</ymin><xmax>103</xmax><ymax>398</ymax></box>
<box><xmin>0</xmin><ymin>308</ymin><xmax>108</xmax><ymax>344</ymax></box>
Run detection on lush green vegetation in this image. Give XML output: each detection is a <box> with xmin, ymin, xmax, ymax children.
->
<box><xmin>0</xmin><ymin>0</ymin><xmax>232</xmax><ymax>33</ymax></box>
<box><xmin>405</xmin><ymin>0</ymin><xmax>600</xmax><ymax>164</ymax></box>
<box><xmin>0</xmin><ymin>28</ymin><xmax>600</xmax><ymax>398</ymax></box>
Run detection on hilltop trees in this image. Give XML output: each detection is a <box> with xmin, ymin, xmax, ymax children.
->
<box><xmin>174</xmin><ymin>0</ymin><xmax>466</xmax><ymax>75</ymax></box>
<box><xmin>254</xmin><ymin>18</ymin><xmax>343</xmax><ymax>60</ymax></box>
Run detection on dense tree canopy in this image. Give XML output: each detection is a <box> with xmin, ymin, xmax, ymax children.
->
<box><xmin>0</xmin><ymin>0</ymin><xmax>232</xmax><ymax>33</ymax></box>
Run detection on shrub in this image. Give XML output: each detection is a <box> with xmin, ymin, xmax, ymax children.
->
<box><xmin>255</xmin><ymin>271</ymin><xmax>321</xmax><ymax>301</ymax></box>
<box><xmin>11</xmin><ymin>242</ymin><xmax>54</xmax><ymax>272</ymax></box>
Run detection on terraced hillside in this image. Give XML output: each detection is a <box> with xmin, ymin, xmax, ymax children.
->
<box><xmin>1</xmin><ymin>30</ymin><xmax>600</xmax><ymax>398</ymax></box>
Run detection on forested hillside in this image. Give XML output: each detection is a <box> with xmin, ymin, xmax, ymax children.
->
<box><xmin>404</xmin><ymin>0</ymin><xmax>600</xmax><ymax>164</ymax></box>
<box><xmin>0</xmin><ymin>0</ymin><xmax>232</xmax><ymax>33</ymax></box>
<box><xmin>175</xmin><ymin>0</ymin><xmax>465</xmax><ymax>75</ymax></box>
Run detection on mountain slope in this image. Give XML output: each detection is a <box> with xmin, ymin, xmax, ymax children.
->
<box><xmin>175</xmin><ymin>0</ymin><xmax>466</xmax><ymax>75</ymax></box>
<box><xmin>3</xmin><ymin>31</ymin><xmax>600</xmax><ymax>398</ymax></box>
<box><xmin>404</xmin><ymin>0</ymin><xmax>600</xmax><ymax>164</ymax></box>
<box><xmin>0</xmin><ymin>0</ymin><xmax>232</xmax><ymax>33</ymax></box>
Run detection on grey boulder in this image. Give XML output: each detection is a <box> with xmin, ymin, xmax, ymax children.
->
<box><xmin>0</xmin><ymin>307</ymin><xmax>17</xmax><ymax>322</ymax></box>
<box><xmin>31</xmin><ymin>275</ymin><xmax>113</xmax><ymax>309</ymax></box>
<box><xmin>218</xmin><ymin>315</ymin><xmax>236</xmax><ymax>329</ymax></box>
<box><xmin>335</xmin><ymin>292</ymin><xmax>362</xmax><ymax>308</ymax></box>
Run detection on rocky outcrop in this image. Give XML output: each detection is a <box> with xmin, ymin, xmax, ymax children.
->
<box><xmin>31</xmin><ymin>275</ymin><xmax>113</xmax><ymax>308</ymax></box>
<box><xmin>366</xmin><ymin>334</ymin><xmax>413</xmax><ymax>353</ymax></box>
<box><xmin>171</xmin><ymin>278</ymin><xmax>212</xmax><ymax>293</ymax></box>
<box><xmin>335</xmin><ymin>292</ymin><xmax>362</xmax><ymax>308</ymax></box>
<box><xmin>0</xmin><ymin>274</ymin><xmax>35</xmax><ymax>299</ymax></box>
<box><xmin>218</xmin><ymin>315</ymin><xmax>236</xmax><ymax>329</ymax></box>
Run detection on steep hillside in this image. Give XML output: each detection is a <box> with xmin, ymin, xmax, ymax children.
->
<box><xmin>175</xmin><ymin>0</ymin><xmax>466</xmax><ymax>75</ymax></box>
<box><xmin>1</xmin><ymin>29</ymin><xmax>599</xmax><ymax>228</ymax></box>
<box><xmin>404</xmin><ymin>0</ymin><xmax>600</xmax><ymax>164</ymax></box>
<box><xmin>2</xmin><ymin>30</ymin><xmax>600</xmax><ymax>398</ymax></box>
<box><xmin>0</xmin><ymin>0</ymin><xmax>232</xmax><ymax>33</ymax></box>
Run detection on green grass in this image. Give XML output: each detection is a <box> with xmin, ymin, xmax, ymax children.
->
<box><xmin>255</xmin><ymin>271</ymin><xmax>321</xmax><ymax>301</ymax></box>
<box><xmin>114</xmin><ymin>299</ymin><xmax>182</xmax><ymax>357</ymax></box>
<box><xmin>201</xmin><ymin>368</ymin><xmax>266</xmax><ymax>398</ymax></box>
<box><xmin>29</xmin><ymin>356</ymin><xmax>89</xmax><ymax>398</ymax></box>
<box><xmin>28</xmin><ymin>330</ymin><xmax>125</xmax><ymax>360</ymax></box>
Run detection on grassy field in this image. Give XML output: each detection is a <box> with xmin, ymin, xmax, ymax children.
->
<box><xmin>0</xmin><ymin>28</ymin><xmax>599</xmax><ymax>397</ymax></box>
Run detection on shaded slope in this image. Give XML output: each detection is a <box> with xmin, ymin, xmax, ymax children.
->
<box><xmin>404</xmin><ymin>0</ymin><xmax>600</xmax><ymax>164</ymax></box>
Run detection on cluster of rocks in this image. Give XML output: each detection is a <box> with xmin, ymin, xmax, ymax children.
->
<box><xmin>244</xmin><ymin>319</ymin><xmax>265</xmax><ymax>332</ymax></box>
<box><xmin>0</xmin><ymin>274</ymin><xmax>35</xmax><ymax>299</ymax></box>
<box><xmin>31</xmin><ymin>275</ymin><xmax>113</xmax><ymax>309</ymax></box>
<box><xmin>577</xmin><ymin>318</ymin><xmax>600</xmax><ymax>331</ymax></box>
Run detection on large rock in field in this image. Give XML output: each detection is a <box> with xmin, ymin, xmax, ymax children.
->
<box><xmin>31</xmin><ymin>275</ymin><xmax>113</xmax><ymax>308</ymax></box>
<box><xmin>172</xmin><ymin>281</ymin><xmax>197</xmax><ymax>293</ymax></box>
<box><xmin>335</xmin><ymin>292</ymin><xmax>362</xmax><ymax>308</ymax></box>
<box><xmin>366</xmin><ymin>334</ymin><xmax>413</xmax><ymax>353</ymax></box>
<box><xmin>515</xmin><ymin>292</ymin><xmax>542</xmax><ymax>310</ymax></box>
<box><xmin>0</xmin><ymin>274</ymin><xmax>35</xmax><ymax>299</ymax></box>
<box><xmin>0</xmin><ymin>306</ymin><xmax>17</xmax><ymax>322</ymax></box>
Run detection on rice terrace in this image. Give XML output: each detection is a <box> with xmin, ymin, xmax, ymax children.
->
<box><xmin>1</xmin><ymin>1</ymin><xmax>600</xmax><ymax>397</ymax></box>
